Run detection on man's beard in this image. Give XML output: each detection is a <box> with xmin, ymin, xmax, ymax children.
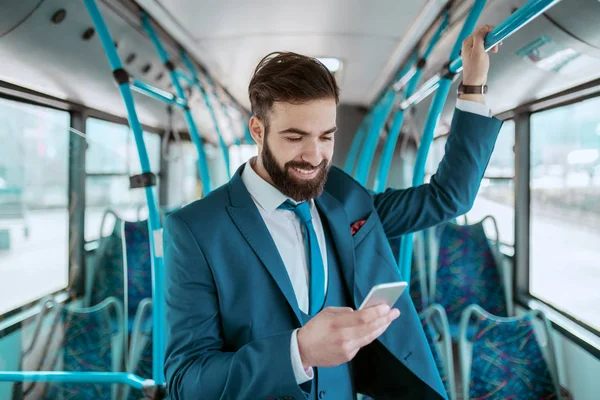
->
<box><xmin>261</xmin><ymin>138</ymin><xmax>330</xmax><ymax>202</ymax></box>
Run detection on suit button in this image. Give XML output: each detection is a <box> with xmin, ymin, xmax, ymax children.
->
<box><xmin>319</xmin><ymin>390</ymin><xmax>326</xmax><ymax>399</ymax></box>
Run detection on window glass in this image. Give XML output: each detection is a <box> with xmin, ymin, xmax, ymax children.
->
<box><xmin>467</xmin><ymin>120</ymin><xmax>515</xmax><ymax>245</ymax></box>
<box><xmin>530</xmin><ymin>97</ymin><xmax>600</xmax><ymax>331</ymax></box>
<box><xmin>0</xmin><ymin>98</ymin><xmax>70</xmax><ymax>314</ymax></box>
<box><xmin>85</xmin><ymin>119</ymin><xmax>159</xmax><ymax>241</ymax></box>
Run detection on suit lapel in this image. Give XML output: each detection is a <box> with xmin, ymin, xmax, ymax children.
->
<box><xmin>315</xmin><ymin>192</ymin><xmax>359</xmax><ymax>308</ymax></box>
<box><xmin>226</xmin><ymin>165</ymin><xmax>303</xmax><ymax>325</ymax></box>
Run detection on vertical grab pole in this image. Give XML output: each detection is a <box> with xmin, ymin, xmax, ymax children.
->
<box><xmin>344</xmin><ymin>113</ymin><xmax>372</xmax><ymax>174</ymax></box>
<box><xmin>141</xmin><ymin>14</ymin><xmax>213</xmax><ymax>194</ymax></box>
<box><xmin>179</xmin><ymin>51</ymin><xmax>232</xmax><ymax>178</ymax></box>
<box><xmin>353</xmin><ymin>53</ymin><xmax>419</xmax><ymax>185</ymax></box>
<box><xmin>373</xmin><ymin>12</ymin><xmax>449</xmax><ymax>192</ymax></box>
<box><xmin>82</xmin><ymin>0</ymin><xmax>166</xmax><ymax>385</ymax></box>
<box><xmin>352</xmin><ymin>90</ymin><xmax>396</xmax><ymax>184</ymax></box>
<box><xmin>399</xmin><ymin>0</ymin><xmax>488</xmax><ymax>288</ymax></box>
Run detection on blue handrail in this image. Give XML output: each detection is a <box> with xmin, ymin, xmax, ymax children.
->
<box><xmin>343</xmin><ymin>114</ymin><xmax>371</xmax><ymax>174</ymax></box>
<box><xmin>131</xmin><ymin>79</ymin><xmax>187</xmax><ymax>108</ymax></box>
<box><xmin>352</xmin><ymin>50</ymin><xmax>419</xmax><ymax>185</ymax></box>
<box><xmin>179</xmin><ymin>50</ymin><xmax>232</xmax><ymax>178</ymax></box>
<box><xmin>83</xmin><ymin>0</ymin><xmax>166</xmax><ymax>385</ymax></box>
<box><xmin>373</xmin><ymin>13</ymin><xmax>449</xmax><ymax>192</ymax></box>
<box><xmin>353</xmin><ymin>89</ymin><xmax>398</xmax><ymax>185</ymax></box>
<box><xmin>141</xmin><ymin>13</ymin><xmax>212</xmax><ymax>195</ymax></box>
<box><xmin>0</xmin><ymin>372</ymin><xmax>149</xmax><ymax>390</ymax></box>
<box><xmin>398</xmin><ymin>0</ymin><xmax>488</xmax><ymax>288</ymax></box>
<box><xmin>401</xmin><ymin>0</ymin><xmax>562</xmax><ymax>110</ymax></box>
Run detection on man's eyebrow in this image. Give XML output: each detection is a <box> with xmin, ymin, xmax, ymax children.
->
<box><xmin>278</xmin><ymin>126</ymin><xmax>337</xmax><ymax>135</ymax></box>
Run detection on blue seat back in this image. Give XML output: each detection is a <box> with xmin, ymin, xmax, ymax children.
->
<box><xmin>434</xmin><ymin>221</ymin><xmax>507</xmax><ymax>335</ymax></box>
<box><xmin>43</xmin><ymin>298</ymin><xmax>123</xmax><ymax>400</ymax></box>
<box><xmin>88</xmin><ymin>220</ymin><xmax>124</xmax><ymax>307</ymax></box>
<box><xmin>123</xmin><ymin>220</ymin><xmax>153</xmax><ymax>319</ymax></box>
<box><xmin>460</xmin><ymin>305</ymin><xmax>560</xmax><ymax>400</ymax></box>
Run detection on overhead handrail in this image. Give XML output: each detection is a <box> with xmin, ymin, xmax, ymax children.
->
<box><xmin>399</xmin><ymin>0</ymin><xmax>562</xmax><ymax>111</ymax></box>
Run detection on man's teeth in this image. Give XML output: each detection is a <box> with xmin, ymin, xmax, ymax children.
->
<box><xmin>294</xmin><ymin>167</ymin><xmax>315</xmax><ymax>174</ymax></box>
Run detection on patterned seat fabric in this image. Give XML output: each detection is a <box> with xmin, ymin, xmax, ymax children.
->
<box><xmin>90</xmin><ymin>225</ymin><xmax>124</xmax><ymax>306</ymax></box>
<box><xmin>434</xmin><ymin>222</ymin><xmax>507</xmax><ymax>339</ymax></box>
<box><xmin>43</xmin><ymin>306</ymin><xmax>118</xmax><ymax>399</ymax></box>
<box><xmin>124</xmin><ymin>220</ymin><xmax>153</xmax><ymax>320</ymax></box>
<box><xmin>468</xmin><ymin>314</ymin><xmax>556</xmax><ymax>399</ymax></box>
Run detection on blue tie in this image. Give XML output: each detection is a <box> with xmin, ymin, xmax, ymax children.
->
<box><xmin>278</xmin><ymin>200</ymin><xmax>325</xmax><ymax>315</ymax></box>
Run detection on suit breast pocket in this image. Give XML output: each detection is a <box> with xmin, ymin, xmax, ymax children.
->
<box><xmin>352</xmin><ymin>211</ymin><xmax>379</xmax><ymax>247</ymax></box>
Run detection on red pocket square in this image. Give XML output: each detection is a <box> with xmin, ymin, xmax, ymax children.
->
<box><xmin>351</xmin><ymin>220</ymin><xmax>367</xmax><ymax>236</ymax></box>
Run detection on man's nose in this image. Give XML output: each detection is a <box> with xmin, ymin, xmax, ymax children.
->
<box><xmin>301</xmin><ymin>140</ymin><xmax>323</xmax><ymax>167</ymax></box>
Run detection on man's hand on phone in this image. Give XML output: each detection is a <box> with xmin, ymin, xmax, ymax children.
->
<box><xmin>296</xmin><ymin>304</ymin><xmax>400</xmax><ymax>370</ymax></box>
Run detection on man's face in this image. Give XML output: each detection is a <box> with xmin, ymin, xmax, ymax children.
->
<box><xmin>252</xmin><ymin>99</ymin><xmax>337</xmax><ymax>202</ymax></box>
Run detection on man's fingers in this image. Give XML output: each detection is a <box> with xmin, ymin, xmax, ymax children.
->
<box><xmin>334</xmin><ymin>304</ymin><xmax>391</xmax><ymax>328</ymax></box>
<box><xmin>473</xmin><ymin>25</ymin><xmax>495</xmax><ymax>50</ymax></box>
<box><xmin>352</xmin><ymin>312</ymin><xmax>400</xmax><ymax>349</ymax></box>
<box><xmin>342</xmin><ymin>308</ymin><xmax>400</xmax><ymax>344</ymax></box>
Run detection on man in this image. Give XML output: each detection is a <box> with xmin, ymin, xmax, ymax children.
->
<box><xmin>164</xmin><ymin>25</ymin><xmax>502</xmax><ymax>399</ymax></box>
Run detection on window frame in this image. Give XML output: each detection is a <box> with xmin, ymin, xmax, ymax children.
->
<box><xmin>511</xmin><ymin>77</ymin><xmax>600</xmax><ymax>360</ymax></box>
<box><xmin>0</xmin><ymin>81</ymin><xmax>167</xmax><ymax>322</ymax></box>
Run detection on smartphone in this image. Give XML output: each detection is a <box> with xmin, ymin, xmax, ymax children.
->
<box><xmin>358</xmin><ymin>281</ymin><xmax>408</xmax><ymax>310</ymax></box>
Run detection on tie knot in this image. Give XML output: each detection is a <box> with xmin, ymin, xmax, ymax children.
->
<box><xmin>278</xmin><ymin>200</ymin><xmax>312</xmax><ymax>224</ymax></box>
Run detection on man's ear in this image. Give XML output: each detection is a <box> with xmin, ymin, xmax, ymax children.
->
<box><xmin>249</xmin><ymin>116</ymin><xmax>265</xmax><ymax>147</ymax></box>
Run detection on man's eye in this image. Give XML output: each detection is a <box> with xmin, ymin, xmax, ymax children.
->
<box><xmin>285</xmin><ymin>137</ymin><xmax>302</xmax><ymax>142</ymax></box>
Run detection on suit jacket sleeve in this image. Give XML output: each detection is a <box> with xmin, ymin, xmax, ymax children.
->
<box><xmin>163</xmin><ymin>214</ymin><xmax>308</xmax><ymax>400</ymax></box>
<box><xmin>370</xmin><ymin>109</ymin><xmax>503</xmax><ymax>238</ymax></box>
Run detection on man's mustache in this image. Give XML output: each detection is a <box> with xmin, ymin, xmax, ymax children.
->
<box><xmin>285</xmin><ymin>159</ymin><xmax>328</xmax><ymax>171</ymax></box>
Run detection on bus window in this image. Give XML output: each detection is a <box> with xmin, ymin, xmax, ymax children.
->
<box><xmin>165</xmin><ymin>142</ymin><xmax>203</xmax><ymax>207</ymax></box>
<box><xmin>530</xmin><ymin>96</ymin><xmax>600</xmax><ymax>331</ymax></box>
<box><xmin>85</xmin><ymin>118</ymin><xmax>160</xmax><ymax>241</ymax></box>
<box><xmin>467</xmin><ymin>120</ymin><xmax>515</xmax><ymax>246</ymax></box>
<box><xmin>0</xmin><ymin>98</ymin><xmax>69</xmax><ymax>315</ymax></box>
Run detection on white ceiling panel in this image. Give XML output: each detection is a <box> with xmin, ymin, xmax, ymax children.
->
<box><xmin>196</xmin><ymin>34</ymin><xmax>399</xmax><ymax>106</ymax></box>
<box><xmin>159</xmin><ymin>0</ymin><xmax>423</xmax><ymax>38</ymax></box>
<box><xmin>145</xmin><ymin>0</ymin><xmax>433</xmax><ymax>107</ymax></box>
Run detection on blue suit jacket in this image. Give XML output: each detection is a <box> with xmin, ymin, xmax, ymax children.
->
<box><xmin>163</xmin><ymin>109</ymin><xmax>502</xmax><ymax>399</ymax></box>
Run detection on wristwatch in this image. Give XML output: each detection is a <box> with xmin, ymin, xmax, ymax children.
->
<box><xmin>458</xmin><ymin>82</ymin><xmax>488</xmax><ymax>95</ymax></box>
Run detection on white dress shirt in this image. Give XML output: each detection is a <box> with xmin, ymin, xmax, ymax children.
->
<box><xmin>240</xmin><ymin>100</ymin><xmax>490</xmax><ymax>386</ymax></box>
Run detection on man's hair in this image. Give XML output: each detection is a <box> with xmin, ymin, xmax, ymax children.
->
<box><xmin>248</xmin><ymin>52</ymin><xmax>340</xmax><ymax>129</ymax></box>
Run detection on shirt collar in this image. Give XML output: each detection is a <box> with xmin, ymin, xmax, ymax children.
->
<box><xmin>241</xmin><ymin>158</ymin><xmax>293</xmax><ymax>213</ymax></box>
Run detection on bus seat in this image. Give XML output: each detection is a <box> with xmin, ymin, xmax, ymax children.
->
<box><xmin>122</xmin><ymin>220</ymin><xmax>153</xmax><ymax>333</ymax></box>
<box><xmin>42</xmin><ymin>297</ymin><xmax>124</xmax><ymax>400</ymax></box>
<box><xmin>85</xmin><ymin>210</ymin><xmax>125</xmax><ymax>309</ymax></box>
<box><xmin>431</xmin><ymin>217</ymin><xmax>509</xmax><ymax>340</ymax></box>
<box><xmin>459</xmin><ymin>305</ymin><xmax>561</xmax><ymax>400</ymax></box>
